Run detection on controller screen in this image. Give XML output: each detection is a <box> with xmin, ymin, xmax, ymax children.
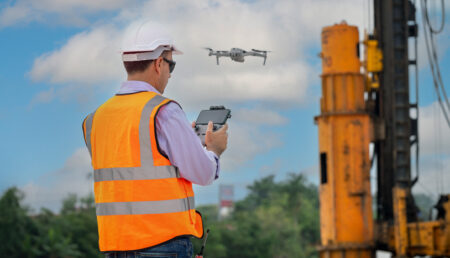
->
<box><xmin>196</xmin><ymin>109</ymin><xmax>229</xmax><ymax>125</ymax></box>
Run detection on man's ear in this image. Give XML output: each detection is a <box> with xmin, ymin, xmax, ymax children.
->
<box><xmin>154</xmin><ymin>57</ymin><xmax>162</xmax><ymax>75</ymax></box>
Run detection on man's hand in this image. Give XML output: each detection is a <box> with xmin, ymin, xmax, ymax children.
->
<box><xmin>205</xmin><ymin>121</ymin><xmax>228</xmax><ymax>157</ymax></box>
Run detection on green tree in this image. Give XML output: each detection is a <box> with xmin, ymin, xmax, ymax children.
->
<box><xmin>34</xmin><ymin>193</ymin><xmax>101</xmax><ymax>258</ymax></box>
<box><xmin>60</xmin><ymin>193</ymin><xmax>100</xmax><ymax>257</ymax></box>
<box><xmin>194</xmin><ymin>173</ymin><xmax>320</xmax><ymax>258</ymax></box>
<box><xmin>0</xmin><ymin>187</ymin><xmax>38</xmax><ymax>257</ymax></box>
<box><xmin>0</xmin><ymin>188</ymin><xmax>101</xmax><ymax>258</ymax></box>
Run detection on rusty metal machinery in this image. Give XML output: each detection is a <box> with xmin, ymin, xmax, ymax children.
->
<box><xmin>383</xmin><ymin>189</ymin><xmax>450</xmax><ymax>256</ymax></box>
<box><xmin>315</xmin><ymin>2</ymin><xmax>450</xmax><ymax>256</ymax></box>
<box><xmin>373</xmin><ymin>0</ymin><xmax>417</xmax><ymax>226</ymax></box>
<box><xmin>316</xmin><ymin>22</ymin><xmax>374</xmax><ymax>258</ymax></box>
<box><xmin>371</xmin><ymin>0</ymin><xmax>449</xmax><ymax>256</ymax></box>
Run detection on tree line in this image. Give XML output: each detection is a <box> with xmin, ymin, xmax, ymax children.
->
<box><xmin>0</xmin><ymin>173</ymin><xmax>320</xmax><ymax>257</ymax></box>
<box><xmin>2</xmin><ymin>172</ymin><xmax>434</xmax><ymax>257</ymax></box>
<box><xmin>193</xmin><ymin>173</ymin><xmax>320</xmax><ymax>258</ymax></box>
<box><xmin>0</xmin><ymin>174</ymin><xmax>319</xmax><ymax>258</ymax></box>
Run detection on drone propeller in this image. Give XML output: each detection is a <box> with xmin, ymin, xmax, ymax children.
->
<box><xmin>203</xmin><ymin>47</ymin><xmax>215</xmax><ymax>56</ymax></box>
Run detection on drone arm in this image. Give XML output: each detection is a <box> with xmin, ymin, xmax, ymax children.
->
<box><xmin>246</xmin><ymin>52</ymin><xmax>265</xmax><ymax>57</ymax></box>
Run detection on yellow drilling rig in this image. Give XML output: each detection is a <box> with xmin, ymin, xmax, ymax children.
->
<box><xmin>315</xmin><ymin>0</ymin><xmax>450</xmax><ymax>257</ymax></box>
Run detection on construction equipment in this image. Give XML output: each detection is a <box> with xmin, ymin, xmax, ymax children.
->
<box><xmin>316</xmin><ymin>21</ymin><xmax>374</xmax><ymax>258</ymax></box>
<box><xmin>315</xmin><ymin>1</ymin><xmax>450</xmax><ymax>257</ymax></box>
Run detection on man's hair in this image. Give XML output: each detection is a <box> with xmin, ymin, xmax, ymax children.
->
<box><xmin>123</xmin><ymin>59</ymin><xmax>153</xmax><ymax>75</ymax></box>
<box><xmin>123</xmin><ymin>51</ymin><xmax>170</xmax><ymax>75</ymax></box>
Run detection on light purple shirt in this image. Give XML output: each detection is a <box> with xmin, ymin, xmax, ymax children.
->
<box><xmin>117</xmin><ymin>80</ymin><xmax>219</xmax><ymax>186</ymax></box>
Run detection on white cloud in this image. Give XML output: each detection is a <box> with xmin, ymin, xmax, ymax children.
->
<box><xmin>220</xmin><ymin>121</ymin><xmax>283</xmax><ymax>171</ymax></box>
<box><xmin>21</xmin><ymin>148</ymin><xmax>92</xmax><ymax>212</ymax></box>
<box><xmin>233</xmin><ymin>107</ymin><xmax>289</xmax><ymax>126</ymax></box>
<box><xmin>28</xmin><ymin>0</ymin><xmax>367</xmax><ymax>107</ymax></box>
<box><xmin>300</xmin><ymin>164</ymin><xmax>320</xmax><ymax>185</ymax></box>
<box><xmin>30</xmin><ymin>25</ymin><xmax>124</xmax><ymax>84</ymax></box>
<box><xmin>415</xmin><ymin>8</ymin><xmax>450</xmax><ymax>70</ymax></box>
<box><xmin>413</xmin><ymin>155</ymin><xmax>450</xmax><ymax>198</ymax></box>
<box><xmin>419</xmin><ymin>101</ymin><xmax>450</xmax><ymax>155</ymax></box>
<box><xmin>0</xmin><ymin>3</ymin><xmax>31</xmax><ymax>27</ymax></box>
<box><xmin>0</xmin><ymin>0</ymin><xmax>133</xmax><ymax>27</ymax></box>
<box><xmin>28</xmin><ymin>87</ymin><xmax>55</xmax><ymax>109</ymax></box>
<box><xmin>411</xmin><ymin>101</ymin><xmax>450</xmax><ymax>198</ymax></box>
<box><xmin>259</xmin><ymin>158</ymin><xmax>284</xmax><ymax>178</ymax></box>
<box><xmin>169</xmin><ymin>62</ymin><xmax>312</xmax><ymax>108</ymax></box>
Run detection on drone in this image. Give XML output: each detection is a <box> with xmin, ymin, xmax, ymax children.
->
<box><xmin>204</xmin><ymin>47</ymin><xmax>270</xmax><ymax>65</ymax></box>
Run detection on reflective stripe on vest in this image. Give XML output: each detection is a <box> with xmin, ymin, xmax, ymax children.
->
<box><xmin>84</xmin><ymin>112</ymin><xmax>95</xmax><ymax>157</ymax></box>
<box><xmin>96</xmin><ymin>196</ymin><xmax>195</xmax><ymax>216</ymax></box>
<box><xmin>93</xmin><ymin>166</ymin><xmax>179</xmax><ymax>182</ymax></box>
<box><xmin>82</xmin><ymin>92</ymin><xmax>203</xmax><ymax>251</ymax></box>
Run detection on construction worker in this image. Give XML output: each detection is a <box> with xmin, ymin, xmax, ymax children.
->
<box><xmin>82</xmin><ymin>21</ymin><xmax>228</xmax><ymax>257</ymax></box>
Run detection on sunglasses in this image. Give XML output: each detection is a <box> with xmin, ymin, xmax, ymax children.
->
<box><xmin>163</xmin><ymin>57</ymin><xmax>176</xmax><ymax>73</ymax></box>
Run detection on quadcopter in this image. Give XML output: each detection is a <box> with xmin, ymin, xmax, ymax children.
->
<box><xmin>204</xmin><ymin>47</ymin><xmax>270</xmax><ymax>65</ymax></box>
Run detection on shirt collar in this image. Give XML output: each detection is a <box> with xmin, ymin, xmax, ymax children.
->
<box><xmin>117</xmin><ymin>80</ymin><xmax>161</xmax><ymax>95</ymax></box>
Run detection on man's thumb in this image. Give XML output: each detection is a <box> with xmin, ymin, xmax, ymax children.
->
<box><xmin>206</xmin><ymin>121</ymin><xmax>213</xmax><ymax>132</ymax></box>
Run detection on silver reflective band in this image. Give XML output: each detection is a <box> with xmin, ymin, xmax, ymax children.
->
<box><xmin>85</xmin><ymin>112</ymin><xmax>96</xmax><ymax>157</ymax></box>
<box><xmin>139</xmin><ymin>94</ymin><xmax>167</xmax><ymax>167</ymax></box>
<box><xmin>94</xmin><ymin>166</ymin><xmax>180</xmax><ymax>182</ymax></box>
<box><xmin>96</xmin><ymin>197</ymin><xmax>195</xmax><ymax>216</ymax></box>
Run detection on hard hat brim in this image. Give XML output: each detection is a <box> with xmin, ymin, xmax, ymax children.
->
<box><xmin>122</xmin><ymin>45</ymin><xmax>182</xmax><ymax>62</ymax></box>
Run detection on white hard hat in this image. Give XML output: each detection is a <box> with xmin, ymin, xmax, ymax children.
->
<box><xmin>121</xmin><ymin>21</ymin><xmax>182</xmax><ymax>62</ymax></box>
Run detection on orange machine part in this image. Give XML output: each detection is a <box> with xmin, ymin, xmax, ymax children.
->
<box><xmin>316</xmin><ymin>22</ymin><xmax>374</xmax><ymax>258</ymax></box>
<box><xmin>321</xmin><ymin>21</ymin><xmax>360</xmax><ymax>74</ymax></box>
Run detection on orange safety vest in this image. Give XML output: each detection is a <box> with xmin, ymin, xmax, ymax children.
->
<box><xmin>82</xmin><ymin>91</ymin><xmax>204</xmax><ymax>252</ymax></box>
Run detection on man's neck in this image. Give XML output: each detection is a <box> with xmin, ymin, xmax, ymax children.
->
<box><xmin>127</xmin><ymin>73</ymin><xmax>161</xmax><ymax>92</ymax></box>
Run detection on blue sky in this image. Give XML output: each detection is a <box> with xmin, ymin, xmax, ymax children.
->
<box><xmin>0</xmin><ymin>0</ymin><xmax>449</xmax><ymax>212</ymax></box>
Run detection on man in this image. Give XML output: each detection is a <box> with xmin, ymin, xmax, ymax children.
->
<box><xmin>82</xmin><ymin>22</ymin><xmax>228</xmax><ymax>257</ymax></box>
